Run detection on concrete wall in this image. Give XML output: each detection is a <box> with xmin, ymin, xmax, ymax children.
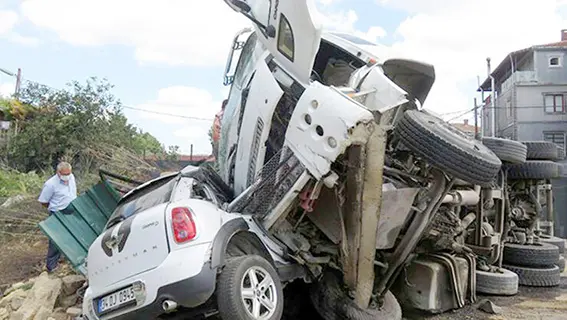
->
<box><xmin>534</xmin><ymin>48</ymin><xmax>567</xmax><ymax>84</ymax></box>
<box><xmin>515</xmin><ymin>85</ymin><xmax>567</xmax><ymax>123</ymax></box>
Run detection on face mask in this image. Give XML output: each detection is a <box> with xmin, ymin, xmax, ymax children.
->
<box><xmin>60</xmin><ymin>174</ymin><xmax>70</xmax><ymax>182</ymax></box>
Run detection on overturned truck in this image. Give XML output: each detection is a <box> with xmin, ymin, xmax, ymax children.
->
<box><xmin>217</xmin><ymin>0</ymin><xmax>504</xmax><ymax>318</ymax></box>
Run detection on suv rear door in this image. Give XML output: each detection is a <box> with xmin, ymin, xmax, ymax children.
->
<box><xmin>223</xmin><ymin>0</ymin><xmax>323</xmax><ymax>84</ymax></box>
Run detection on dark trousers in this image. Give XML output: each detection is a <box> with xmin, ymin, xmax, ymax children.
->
<box><xmin>46</xmin><ymin>211</ymin><xmax>61</xmax><ymax>271</ymax></box>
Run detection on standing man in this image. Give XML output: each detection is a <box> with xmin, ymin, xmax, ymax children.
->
<box><xmin>38</xmin><ymin>161</ymin><xmax>77</xmax><ymax>272</ymax></box>
<box><xmin>211</xmin><ymin>99</ymin><xmax>227</xmax><ymax>159</ymax></box>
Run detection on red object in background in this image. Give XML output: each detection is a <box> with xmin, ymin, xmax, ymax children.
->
<box><xmin>212</xmin><ymin>100</ymin><xmax>228</xmax><ymax>142</ymax></box>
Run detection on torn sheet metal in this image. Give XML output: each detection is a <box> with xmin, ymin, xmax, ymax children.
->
<box><xmin>356</xmin><ymin>66</ymin><xmax>410</xmax><ymax>113</ymax></box>
<box><xmin>284</xmin><ymin>82</ymin><xmax>375</xmax><ymax>180</ymax></box>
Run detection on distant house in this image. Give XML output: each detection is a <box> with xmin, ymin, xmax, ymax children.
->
<box><xmin>450</xmin><ymin>119</ymin><xmax>479</xmax><ymax>138</ymax></box>
<box><xmin>144</xmin><ymin>154</ymin><xmax>215</xmax><ymax>175</ymax></box>
<box><xmin>477</xmin><ymin>29</ymin><xmax>567</xmax><ymax>237</ymax></box>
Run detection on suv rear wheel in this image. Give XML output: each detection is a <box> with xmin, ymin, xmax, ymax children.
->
<box><xmin>217</xmin><ymin>255</ymin><xmax>284</xmax><ymax>320</ymax></box>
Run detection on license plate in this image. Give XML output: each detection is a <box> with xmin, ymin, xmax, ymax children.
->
<box><xmin>97</xmin><ymin>286</ymin><xmax>135</xmax><ymax>314</ymax></box>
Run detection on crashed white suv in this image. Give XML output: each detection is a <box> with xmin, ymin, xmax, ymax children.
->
<box><xmin>81</xmin><ymin>166</ymin><xmax>292</xmax><ymax>320</ymax></box>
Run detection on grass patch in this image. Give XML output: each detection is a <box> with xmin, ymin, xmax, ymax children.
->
<box><xmin>0</xmin><ymin>169</ymin><xmax>48</xmax><ymax>198</ymax></box>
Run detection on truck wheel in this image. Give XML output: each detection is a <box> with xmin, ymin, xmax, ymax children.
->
<box><xmin>395</xmin><ymin>110</ymin><xmax>501</xmax><ymax>186</ymax></box>
<box><xmin>558</xmin><ymin>146</ymin><xmax>566</xmax><ymax>160</ymax></box>
<box><xmin>309</xmin><ymin>271</ymin><xmax>401</xmax><ymax>320</ymax></box>
<box><xmin>481</xmin><ymin>137</ymin><xmax>527</xmax><ymax>164</ymax></box>
<box><xmin>503</xmin><ymin>242</ymin><xmax>559</xmax><ymax>268</ymax></box>
<box><xmin>502</xmin><ymin>264</ymin><xmax>561</xmax><ymax>287</ymax></box>
<box><xmin>475</xmin><ymin>269</ymin><xmax>518</xmax><ymax>296</ymax></box>
<box><xmin>506</xmin><ymin>160</ymin><xmax>560</xmax><ymax>180</ymax></box>
<box><xmin>522</xmin><ymin>141</ymin><xmax>559</xmax><ymax>160</ymax></box>
<box><xmin>217</xmin><ymin>255</ymin><xmax>284</xmax><ymax>320</ymax></box>
<box><xmin>557</xmin><ymin>255</ymin><xmax>565</xmax><ymax>272</ymax></box>
<box><xmin>540</xmin><ymin>235</ymin><xmax>566</xmax><ymax>254</ymax></box>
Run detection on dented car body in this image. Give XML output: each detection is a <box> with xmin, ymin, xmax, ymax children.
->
<box><xmin>79</xmin><ymin>1</ymin><xmax>514</xmax><ymax>319</ymax></box>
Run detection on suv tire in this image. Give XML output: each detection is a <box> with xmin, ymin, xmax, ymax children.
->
<box><xmin>395</xmin><ymin>110</ymin><xmax>501</xmax><ymax>185</ymax></box>
<box><xmin>217</xmin><ymin>255</ymin><xmax>284</xmax><ymax>320</ymax></box>
<box><xmin>310</xmin><ymin>271</ymin><xmax>401</xmax><ymax>320</ymax></box>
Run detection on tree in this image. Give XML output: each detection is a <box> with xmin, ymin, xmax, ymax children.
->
<box><xmin>133</xmin><ymin>131</ymin><xmax>164</xmax><ymax>157</ymax></box>
<box><xmin>8</xmin><ymin>77</ymin><xmax>164</xmax><ymax>174</ymax></box>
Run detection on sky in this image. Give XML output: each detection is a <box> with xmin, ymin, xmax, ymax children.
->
<box><xmin>1</xmin><ymin>0</ymin><xmax>567</xmax><ymax>155</ymax></box>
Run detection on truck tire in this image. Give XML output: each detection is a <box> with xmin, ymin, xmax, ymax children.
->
<box><xmin>217</xmin><ymin>255</ymin><xmax>284</xmax><ymax>320</ymax></box>
<box><xmin>475</xmin><ymin>269</ymin><xmax>519</xmax><ymax>296</ymax></box>
<box><xmin>503</xmin><ymin>242</ymin><xmax>559</xmax><ymax>268</ymax></box>
<box><xmin>507</xmin><ymin>161</ymin><xmax>560</xmax><ymax>180</ymax></box>
<box><xmin>310</xmin><ymin>271</ymin><xmax>402</xmax><ymax>320</ymax></box>
<box><xmin>557</xmin><ymin>255</ymin><xmax>565</xmax><ymax>272</ymax></box>
<box><xmin>502</xmin><ymin>264</ymin><xmax>561</xmax><ymax>287</ymax></box>
<box><xmin>539</xmin><ymin>235</ymin><xmax>566</xmax><ymax>254</ymax></box>
<box><xmin>557</xmin><ymin>146</ymin><xmax>565</xmax><ymax>160</ymax></box>
<box><xmin>522</xmin><ymin>141</ymin><xmax>558</xmax><ymax>160</ymax></box>
<box><xmin>482</xmin><ymin>137</ymin><xmax>527</xmax><ymax>164</ymax></box>
<box><xmin>395</xmin><ymin>110</ymin><xmax>501</xmax><ymax>185</ymax></box>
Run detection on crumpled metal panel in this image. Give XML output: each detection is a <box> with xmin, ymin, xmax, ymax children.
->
<box><xmin>375</xmin><ymin>187</ymin><xmax>420</xmax><ymax>249</ymax></box>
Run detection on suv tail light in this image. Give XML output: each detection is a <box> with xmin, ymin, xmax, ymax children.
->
<box><xmin>171</xmin><ymin>207</ymin><xmax>197</xmax><ymax>243</ymax></box>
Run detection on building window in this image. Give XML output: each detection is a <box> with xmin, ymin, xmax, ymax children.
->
<box><xmin>549</xmin><ymin>56</ymin><xmax>562</xmax><ymax>68</ymax></box>
<box><xmin>543</xmin><ymin>131</ymin><xmax>566</xmax><ymax>149</ymax></box>
<box><xmin>544</xmin><ymin>94</ymin><xmax>565</xmax><ymax>113</ymax></box>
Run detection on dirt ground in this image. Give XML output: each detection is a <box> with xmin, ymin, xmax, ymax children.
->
<box><xmin>0</xmin><ymin>196</ymin><xmax>48</xmax><ymax>293</ymax></box>
<box><xmin>0</xmin><ymin>237</ymin><xmax>47</xmax><ymax>291</ymax></box>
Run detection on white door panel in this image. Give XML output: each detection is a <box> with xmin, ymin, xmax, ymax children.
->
<box><xmin>223</xmin><ymin>0</ymin><xmax>323</xmax><ymax>84</ymax></box>
<box><xmin>233</xmin><ymin>59</ymin><xmax>284</xmax><ymax>195</ymax></box>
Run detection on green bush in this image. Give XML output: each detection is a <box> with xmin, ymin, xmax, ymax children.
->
<box><xmin>0</xmin><ymin>169</ymin><xmax>47</xmax><ymax>198</ymax></box>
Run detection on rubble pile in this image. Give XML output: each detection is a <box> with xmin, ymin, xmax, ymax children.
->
<box><xmin>0</xmin><ymin>272</ymin><xmax>85</xmax><ymax>320</ymax></box>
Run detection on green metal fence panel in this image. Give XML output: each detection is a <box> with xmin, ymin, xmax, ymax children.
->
<box><xmin>38</xmin><ymin>180</ymin><xmax>121</xmax><ymax>275</ymax></box>
<box><xmin>38</xmin><ymin>217</ymin><xmax>87</xmax><ymax>274</ymax></box>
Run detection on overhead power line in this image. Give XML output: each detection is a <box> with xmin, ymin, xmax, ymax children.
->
<box><xmin>0</xmin><ymin>66</ymin><xmax>214</xmax><ymax>122</ymax></box>
<box><xmin>121</xmin><ymin>106</ymin><xmax>213</xmax><ymax>121</ymax></box>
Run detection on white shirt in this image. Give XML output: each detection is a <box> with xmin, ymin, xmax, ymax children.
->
<box><xmin>38</xmin><ymin>174</ymin><xmax>78</xmax><ymax>212</ymax></box>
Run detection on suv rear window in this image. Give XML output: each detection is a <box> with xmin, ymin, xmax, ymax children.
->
<box><xmin>106</xmin><ymin>175</ymin><xmax>178</xmax><ymax>228</ymax></box>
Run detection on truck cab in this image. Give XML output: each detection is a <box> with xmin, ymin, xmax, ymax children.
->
<box><xmin>217</xmin><ymin>13</ymin><xmax>435</xmax><ymax>196</ymax></box>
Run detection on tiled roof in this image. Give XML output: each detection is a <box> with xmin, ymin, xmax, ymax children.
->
<box><xmin>451</xmin><ymin>123</ymin><xmax>479</xmax><ymax>134</ymax></box>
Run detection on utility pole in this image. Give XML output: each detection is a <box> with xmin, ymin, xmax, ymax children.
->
<box><xmin>474</xmin><ymin>98</ymin><xmax>479</xmax><ymax>140</ymax></box>
<box><xmin>14</xmin><ymin>68</ymin><xmax>21</xmax><ymax>97</ymax></box>
<box><xmin>487</xmin><ymin>57</ymin><xmax>496</xmax><ymax>137</ymax></box>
